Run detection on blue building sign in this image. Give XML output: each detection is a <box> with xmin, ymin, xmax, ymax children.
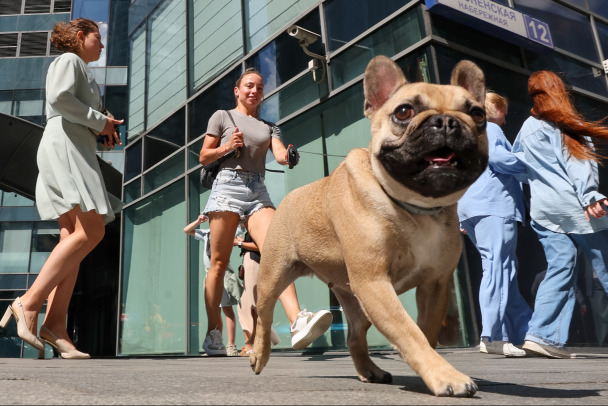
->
<box><xmin>425</xmin><ymin>0</ymin><xmax>553</xmax><ymax>53</ymax></box>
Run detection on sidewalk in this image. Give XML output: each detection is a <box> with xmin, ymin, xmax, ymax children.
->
<box><xmin>1</xmin><ymin>347</ymin><xmax>608</xmax><ymax>405</ymax></box>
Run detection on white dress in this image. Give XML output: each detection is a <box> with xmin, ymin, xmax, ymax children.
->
<box><xmin>35</xmin><ymin>52</ymin><xmax>122</xmax><ymax>224</ymax></box>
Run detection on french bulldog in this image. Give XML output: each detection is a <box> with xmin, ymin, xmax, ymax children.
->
<box><xmin>250</xmin><ymin>55</ymin><xmax>488</xmax><ymax>397</ymax></box>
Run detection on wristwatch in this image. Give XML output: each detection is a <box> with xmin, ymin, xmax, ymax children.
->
<box><xmin>238</xmin><ymin>241</ymin><xmax>242</xmax><ymax>248</ymax></box>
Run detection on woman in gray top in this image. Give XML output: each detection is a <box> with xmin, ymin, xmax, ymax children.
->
<box><xmin>0</xmin><ymin>18</ymin><xmax>123</xmax><ymax>359</ymax></box>
<box><xmin>199</xmin><ymin>68</ymin><xmax>332</xmax><ymax>356</ymax></box>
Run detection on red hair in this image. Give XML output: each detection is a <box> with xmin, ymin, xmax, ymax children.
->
<box><xmin>528</xmin><ymin>70</ymin><xmax>608</xmax><ymax>162</ymax></box>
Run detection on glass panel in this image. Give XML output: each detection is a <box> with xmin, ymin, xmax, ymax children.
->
<box><xmin>260</xmin><ymin>71</ymin><xmax>328</xmax><ymax>123</ymax></box>
<box><xmin>190</xmin><ymin>0</ymin><xmax>242</xmax><ymax>91</ymax></box>
<box><xmin>331</xmin><ymin>7</ymin><xmax>426</xmax><ymax>88</ymax></box>
<box><xmin>124</xmin><ymin>139</ymin><xmax>142</xmax><ymax>182</ymax></box>
<box><xmin>513</xmin><ymin>0</ymin><xmax>598</xmax><ymax>61</ymax></box>
<box><xmin>430</xmin><ymin>12</ymin><xmax>522</xmax><ymax>69</ymax></box>
<box><xmin>13</xmin><ymin>89</ymin><xmax>44</xmax><ymax>124</ymax></box>
<box><xmin>0</xmin><ymin>274</ymin><xmax>27</xmax><ymax>290</ymax></box>
<box><xmin>123</xmin><ymin>179</ymin><xmax>141</xmax><ymax>205</ymax></box>
<box><xmin>525</xmin><ymin>50</ymin><xmax>608</xmax><ymax>98</ymax></box>
<box><xmin>128</xmin><ymin>25</ymin><xmax>146</xmax><ymax>139</ymax></box>
<box><xmin>588</xmin><ymin>0</ymin><xmax>608</xmax><ymax>19</ymax></box>
<box><xmin>188</xmin><ymin>68</ymin><xmax>240</xmax><ymax>142</ymax></box>
<box><xmin>244</xmin><ymin>0</ymin><xmax>317</xmax><ymax>51</ymax></box>
<box><xmin>30</xmin><ymin>222</ymin><xmax>59</xmax><ymax>274</ymax></box>
<box><xmin>188</xmin><ymin>139</ymin><xmax>203</xmax><ymax>169</ymax></box>
<box><xmin>144</xmin><ymin>108</ymin><xmax>185</xmax><ymax>170</ymax></box>
<box><xmin>143</xmin><ymin>152</ymin><xmax>184</xmax><ymax>194</ymax></box>
<box><xmin>120</xmin><ymin>180</ymin><xmax>187</xmax><ymax>355</ymax></box>
<box><xmin>105</xmin><ymin>67</ymin><xmax>128</xmax><ymax>86</ymax></box>
<box><xmin>0</xmin><ymin>90</ymin><xmax>12</xmax><ymax>114</ymax></box>
<box><xmin>0</xmin><ymin>223</ymin><xmax>32</xmax><ymax>273</ymax></box>
<box><xmin>146</xmin><ymin>0</ymin><xmax>188</xmax><ymax>130</ymax></box>
<box><xmin>325</xmin><ymin>0</ymin><xmax>406</xmax><ymax>52</ymax></box>
<box><xmin>1</xmin><ymin>192</ymin><xmax>34</xmax><ymax>207</ymax></box>
<box><xmin>596</xmin><ymin>21</ymin><xmax>608</xmax><ymax>61</ymax></box>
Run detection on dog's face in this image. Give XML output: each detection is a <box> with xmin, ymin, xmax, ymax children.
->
<box><xmin>364</xmin><ymin>57</ymin><xmax>488</xmax><ymax>208</ymax></box>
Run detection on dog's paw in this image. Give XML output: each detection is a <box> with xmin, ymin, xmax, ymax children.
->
<box><xmin>249</xmin><ymin>348</ymin><xmax>270</xmax><ymax>375</ymax></box>
<box><xmin>358</xmin><ymin>370</ymin><xmax>393</xmax><ymax>384</ymax></box>
<box><xmin>428</xmin><ymin>371</ymin><xmax>477</xmax><ymax>397</ymax></box>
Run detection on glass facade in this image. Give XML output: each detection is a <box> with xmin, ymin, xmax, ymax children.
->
<box><xmin>119</xmin><ymin>0</ymin><xmax>608</xmax><ymax>356</ymax></box>
<box><xmin>4</xmin><ymin>0</ymin><xmax>608</xmax><ymax>358</ymax></box>
<box><xmin>0</xmin><ymin>0</ymin><xmax>127</xmax><ymax>358</ymax></box>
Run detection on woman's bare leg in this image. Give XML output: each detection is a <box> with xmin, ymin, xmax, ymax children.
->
<box><xmin>206</xmin><ymin>211</ymin><xmax>240</xmax><ymax>335</ymax></box>
<box><xmin>19</xmin><ymin>205</ymin><xmax>105</xmax><ymax>337</ymax></box>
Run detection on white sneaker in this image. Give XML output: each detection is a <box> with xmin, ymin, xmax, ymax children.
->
<box><xmin>502</xmin><ymin>342</ymin><xmax>526</xmax><ymax>357</ymax></box>
<box><xmin>290</xmin><ymin>309</ymin><xmax>333</xmax><ymax>350</ymax></box>
<box><xmin>202</xmin><ymin>329</ymin><xmax>226</xmax><ymax>356</ymax></box>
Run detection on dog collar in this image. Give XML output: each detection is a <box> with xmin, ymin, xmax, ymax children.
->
<box><xmin>387</xmin><ymin>194</ymin><xmax>445</xmax><ymax>216</ymax></box>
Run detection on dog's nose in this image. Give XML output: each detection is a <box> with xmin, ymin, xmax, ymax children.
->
<box><xmin>428</xmin><ymin>115</ymin><xmax>460</xmax><ymax>134</ymax></box>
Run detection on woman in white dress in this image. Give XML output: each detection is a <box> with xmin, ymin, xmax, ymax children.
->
<box><xmin>0</xmin><ymin>18</ymin><xmax>123</xmax><ymax>359</ymax></box>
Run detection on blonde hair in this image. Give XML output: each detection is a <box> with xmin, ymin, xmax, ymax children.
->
<box><xmin>50</xmin><ymin>18</ymin><xmax>98</xmax><ymax>53</ymax></box>
<box><xmin>484</xmin><ymin>91</ymin><xmax>508</xmax><ymax>123</ymax></box>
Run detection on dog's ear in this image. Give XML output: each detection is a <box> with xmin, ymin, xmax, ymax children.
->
<box><xmin>449</xmin><ymin>60</ymin><xmax>485</xmax><ymax>105</ymax></box>
<box><xmin>363</xmin><ymin>55</ymin><xmax>406</xmax><ymax>118</ymax></box>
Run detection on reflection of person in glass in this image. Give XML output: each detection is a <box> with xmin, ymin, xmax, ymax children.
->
<box><xmin>458</xmin><ymin>92</ymin><xmax>532</xmax><ymax>357</ymax></box>
<box><xmin>198</xmin><ymin>68</ymin><xmax>331</xmax><ymax>356</ymax></box>
<box><xmin>0</xmin><ymin>18</ymin><xmax>123</xmax><ymax>359</ymax></box>
<box><xmin>512</xmin><ymin>70</ymin><xmax>608</xmax><ymax>358</ymax></box>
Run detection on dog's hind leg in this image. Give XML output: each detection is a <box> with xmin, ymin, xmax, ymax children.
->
<box><xmin>332</xmin><ymin>287</ymin><xmax>392</xmax><ymax>384</ymax></box>
<box><xmin>350</xmin><ymin>276</ymin><xmax>476</xmax><ymax>397</ymax></box>
<box><xmin>415</xmin><ymin>276</ymin><xmax>452</xmax><ymax>348</ymax></box>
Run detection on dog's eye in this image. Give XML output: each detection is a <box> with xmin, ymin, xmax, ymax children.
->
<box><xmin>393</xmin><ymin>104</ymin><xmax>415</xmax><ymax>122</ymax></box>
<box><xmin>470</xmin><ymin>107</ymin><xmax>485</xmax><ymax>124</ymax></box>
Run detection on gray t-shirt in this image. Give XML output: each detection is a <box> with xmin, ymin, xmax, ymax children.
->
<box><xmin>205</xmin><ymin>109</ymin><xmax>282</xmax><ymax>175</ymax></box>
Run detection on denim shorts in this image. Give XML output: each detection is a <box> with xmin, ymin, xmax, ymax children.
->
<box><xmin>203</xmin><ymin>169</ymin><xmax>275</xmax><ymax>221</ymax></box>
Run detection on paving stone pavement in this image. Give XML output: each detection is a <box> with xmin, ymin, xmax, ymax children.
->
<box><xmin>1</xmin><ymin>347</ymin><xmax>608</xmax><ymax>405</ymax></box>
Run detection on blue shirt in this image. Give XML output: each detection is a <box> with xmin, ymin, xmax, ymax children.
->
<box><xmin>458</xmin><ymin>122</ymin><xmax>525</xmax><ymax>223</ymax></box>
<box><xmin>512</xmin><ymin>116</ymin><xmax>608</xmax><ymax>234</ymax></box>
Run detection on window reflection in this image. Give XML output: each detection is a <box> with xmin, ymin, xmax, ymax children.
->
<box><xmin>588</xmin><ymin>0</ymin><xmax>608</xmax><ymax>19</ymax></box>
<box><xmin>331</xmin><ymin>7</ymin><xmax>426</xmax><ymax>88</ymax></box>
<box><xmin>324</xmin><ymin>0</ymin><xmax>405</xmax><ymax>52</ymax></box>
<box><xmin>124</xmin><ymin>139</ymin><xmax>142</xmax><ymax>182</ymax></box>
<box><xmin>525</xmin><ymin>50</ymin><xmax>608</xmax><ymax>98</ymax></box>
<box><xmin>188</xmin><ymin>68</ymin><xmax>240</xmax><ymax>142</ymax></box>
<box><xmin>144</xmin><ymin>108</ymin><xmax>185</xmax><ymax>171</ymax></box>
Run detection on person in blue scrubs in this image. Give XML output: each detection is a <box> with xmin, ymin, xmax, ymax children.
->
<box><xmin>512</xmin><ymin>70</ymin><xmax>608</xmax><ymax>358</ymax></box>
<box><xmin>458</xmin><ymin>92</ymin><xmax>533</xmax><ymax>357</ymax></box>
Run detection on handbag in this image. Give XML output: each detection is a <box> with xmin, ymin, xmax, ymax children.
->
<box><xmin>90</xmin><ymin>109</ymin><xmax>121</xmax><ymax>149</ymax></box>
<box><xmin>199</xmin><ymin>110</ymin><xmax>240</xmax><ymax>189</ymax></box>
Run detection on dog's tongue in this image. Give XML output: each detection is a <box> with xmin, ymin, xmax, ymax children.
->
<box><xmin>424</xmin><ymin>151</ymin><xmax>456</xmax><ymax>163</ymax></box>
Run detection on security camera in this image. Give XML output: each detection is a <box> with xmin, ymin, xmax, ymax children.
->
<box><xmin>287</xmin><ymin>25</ymin><xmax>320</xmax><ymax>47</ymax></box>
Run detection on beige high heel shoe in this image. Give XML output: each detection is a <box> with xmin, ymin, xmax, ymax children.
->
<box><xmin>38</xmin><ymin>325</ymin><xmax>90</xmax><ymax>359</ymax></box>
<box><xmin>0</xmin><ymin>297</ymin><xmax>44</xmax><ymax>351</ymax></box>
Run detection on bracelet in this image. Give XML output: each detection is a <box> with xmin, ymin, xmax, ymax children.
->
<box><xmin>215</xmin><ymin>146</ymin><xmax>222</xmax><ymax>158</ymax></box>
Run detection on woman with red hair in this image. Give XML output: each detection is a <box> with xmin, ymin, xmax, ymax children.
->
<box><xmin>512</xmin><ymin>70</ymin><xmax>608</xmax><ymax>358</ymax></box>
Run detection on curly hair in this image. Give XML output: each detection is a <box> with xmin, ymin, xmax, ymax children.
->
<box><xmin>528</xmin><ymin>70</ymin><xmax>608</xmax><ymax>162</ymax></box>
<box><xmin>50</xmin><ymin>18</ymin><xmax>99</xmax><ymax>53</ymax></box>
<box><xmin>234</xmin><ymin>67</ymin><xmax>264</xmax><ymax>117</ymax></box>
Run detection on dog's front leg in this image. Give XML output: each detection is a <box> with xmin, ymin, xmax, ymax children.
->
<box><xmin>351</xmin><ymin>277</ymin><xmax>477</xmax><ymax>397</ymax></box>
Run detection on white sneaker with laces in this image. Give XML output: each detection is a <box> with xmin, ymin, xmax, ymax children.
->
<box><xmin>290</xmin><ymin>309</ymin><xmax>333</xmax><ymax>350</ymax></box>
<box><xmin>202</xmin><ymin>329</ymin><xmax>227</xmax><ymax>356</ymax></box>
